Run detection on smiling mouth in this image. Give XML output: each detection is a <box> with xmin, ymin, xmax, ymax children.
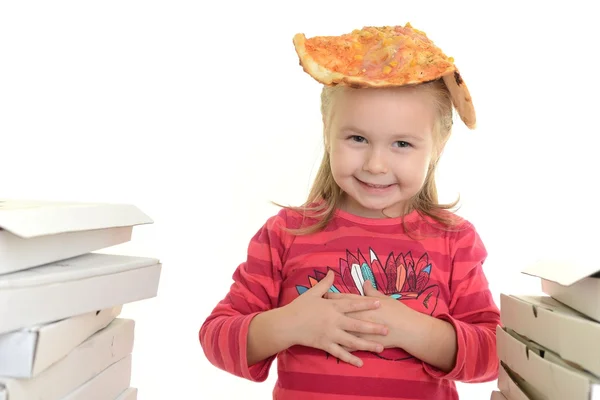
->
<box><xmin>355</xmin><ymin>178</ymin><xmax>394</xmax><ymax>189</ymax></box>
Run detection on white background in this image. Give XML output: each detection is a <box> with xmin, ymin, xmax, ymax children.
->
<box><xmin>1</xmin><ymin>1</ymin><xmax>598</xmax><ymax>399</ymax></box>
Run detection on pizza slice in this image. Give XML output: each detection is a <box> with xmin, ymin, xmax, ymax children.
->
<box><xmin>293</xmin><ymin>23</ymin><xmax>476</xmax><ymax>129</ymax></box>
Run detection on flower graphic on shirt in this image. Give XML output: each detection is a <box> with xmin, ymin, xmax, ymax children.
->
<box><xmin>295</xmin><ymin>248</ymin><xmax>440</xmax><ymax>361</ymax></box>
<box><xmin>296</xmin><ymin>248</ymin><xmax>440</xmax><ymax>314</ymax></box>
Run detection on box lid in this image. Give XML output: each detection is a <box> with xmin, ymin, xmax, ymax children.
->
<box><xmin>0</xmin><ymin>318</ymin><xmax>134</xmax><ymax>400</ymax></box>
<box><xmin>0</xmin><ymin>306</ymin><xmax>121</xmax><ymax>378</ymax></box>
<box><xmin>490</xmin><ymin>391</ymin><xmax>508</xmax><ymax>400</ymax></box>
<box><xmin>501</xmin><ymin>293</ymin><xmax>600</xmax><ymax>378</ymax></box>
<box><xmin>497</xmin><ymin>325</ymin><xmax>600</xmax><ymax>399</ymax></box>
<box><xmin>0</xmin><ymin>199</ymin><xmax>153</xmax><ymax>238</ymax></box>
<box><xmin>115</xmin><ymin>388</ymin><xmax>137</xmax><ymax>400</ymax></box>
<box><xmin>0</xmin><ymin>253</ymin><xmax>159</xmax><ymax>289</ymax></box>
<box><xmin>521</xmin><ymin>257</ymin><xmax>599</xmax><ymax>286</ymax></box>
<box><xmin>0</xmin><ymin>253</ymin><xmax>161</xmax><ymax>334</ymax></box>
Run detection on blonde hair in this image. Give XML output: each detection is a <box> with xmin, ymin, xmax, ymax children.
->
<box><xmin>280</xmin><ymin>78</ymin><xmax>460</xmax><ymax>235</ymax></box>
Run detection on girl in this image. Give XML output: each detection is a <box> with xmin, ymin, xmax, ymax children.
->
<box><xmin>200</xmin><ymin>29</ymin><xmax>500</xmax><ymax>400</ymax></box>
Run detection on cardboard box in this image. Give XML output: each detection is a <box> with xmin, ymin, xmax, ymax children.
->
<box><xmin>0</xmin><ymin>306</ymin><xmax>121</xmax><ymax>378</ymax></box>
<box><xmin>0</xmin><ymin>199</ymin><xmax>153</xmax><ymax>275</ymax></box>
<box><xmin>522</xmin><ymin>259</ymin><xmax>600</xmax><ymax>322</ymax></box>
<box><xmin>115</xmin><ymin>388</ymin><xmax>138</xmax><ymax>400</ymax></box>
<box><xmin>491</xmin><ymin>391</ymin><xmax>508</xmax><ymax>400</ymax></box>
<box><xmin>62</xmin><ymin>354</ymin><xmax>131</xmax><ymax>400</ymax></box>
<box><xmin>0</xmin><ymin>253</ymin><xmax>161</xmax><ymax>334</ymax></box>
<box><xmin>496</xmin><ymin>325</ymin><xmax>600</xmax><ymax>400</ymax></box>
<box><xmin>501</xmin><ymin>293</ymin><xmax>600</xmax><ymax>377</ymax></box>
<box><xmin>498</xmin><ymin>362</ymin><xmax>543</xmax><ymax>400</ymax></box>
<box><xmin>0</xmin><ymin>318</ymin><xmax>133</xmax><ymax>400</ymax></box>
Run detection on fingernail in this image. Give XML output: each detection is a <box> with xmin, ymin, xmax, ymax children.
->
<box><xmin>373</xmin><ymin>300</ymin><xmax>381</xmax><ymax>307</ymax></box>
<box><xmin>377</xmin><ymin>345</ymin><xmax>384</xmax><ymax>352</ymax></box>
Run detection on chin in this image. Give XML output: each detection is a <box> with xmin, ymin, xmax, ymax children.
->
<box><xmin>362</xmin><ymin>199</ymin><xmax>407</xmax><ymax>215</ymax></box>
<box><xmin>351</xmin><ymin>200</ymin><xmax>398</xmax><ymax>216</ymax></box>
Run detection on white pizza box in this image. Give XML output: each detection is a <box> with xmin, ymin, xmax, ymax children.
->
<box><xmin>496</xmin><ymin>325</ymin><xmax>600</xmax><ymax>400</ymax></box>
<box><xmin>0</xmin><ymin>318</ymin><xmax>134</xmax><ymax>400</ymax></box>
<box><xmin>501</xmin><ymin>293</ymin><xmax>600</xmax><ymax>377</ymax></box>
<box><xmin>62</xmin><ymin>354</ymin><xmax>132</xmax><ymax>400</ymax></box>
<box><xmin>498</xmin><ymin>362</ymin><xmax>543</xmax><ymax>400</ymax></box>
<box><xmin>491</xmin><ymin>391</ymin><xmax>508</xmax><ymax>400</ymax></box>
<box><xmin>115</xmin><ymin>388</ymin><xmax>138</xmax><ymax>400</ymax></box>
<box><xmin>522</xmin><ymin>258</ymin><xmax>600</xmax><ymax>322</ymax></box>
<box><xmin>0</xmin><ymin>253</ymin><xmax>161</xmax><ymax>334</ymax></box>
<box><xmin>0</xmin><ymin>306</ymin><xmax>121</xmax><ymax>378</ymax></box>
<box><xmin>0</xmin><ymin>199</ymin><xmax>153</xmax><ymax>275</ymax></box>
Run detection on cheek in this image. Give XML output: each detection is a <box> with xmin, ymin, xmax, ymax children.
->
<box><xmin>328</xmin><ymin>148</ymin><xmax>342</xmax><ymax>177</ymax></box>
<box><xmin>398</xmin><ymin>153</ymin><xmax>431</xmax><ymax>182</ymax></box>
<box><xmin>330</xmin><ymin>144</ymin><xmax>352</xmax><ymax>171</ymax></box>
<box><xmin>330</xmin><ymin>154</ymin><xmax>348</xmax><ymax>179</ymax></box>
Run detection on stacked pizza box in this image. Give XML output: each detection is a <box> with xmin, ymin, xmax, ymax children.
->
<box><xmin>0</xmin><ymin>199</ymin><xmax>162</xmax><ymax>400</ymax></box>
<box><xmin>491</xmin><ymin>258</ymin><xmax>600</xmax><ymax>400</ymax></box>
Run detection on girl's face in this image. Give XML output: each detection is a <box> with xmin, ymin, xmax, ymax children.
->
<box><xmin>327</xmin><ymin>86</ymin><xmax>436</xmax><ymax>218</ymax></box>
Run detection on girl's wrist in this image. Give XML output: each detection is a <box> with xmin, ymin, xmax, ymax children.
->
<box><xmin>389</xmin><ymin>302</ymin><xmax>420</xmax><ymax>349</ymax></box>
<box><xmin>275</xmin><ymin>304</ymin><xmax>302</xmax><ymax>348</ymax></box>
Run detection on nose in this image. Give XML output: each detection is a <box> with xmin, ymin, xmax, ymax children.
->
<box><xmin>363</xmin><ymin>148</ymin><xmax>388</xmax><ymax>174</ymax></box>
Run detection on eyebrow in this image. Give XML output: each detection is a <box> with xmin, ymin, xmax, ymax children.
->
<box><xmin>339</xmin><ymin>125</ymin><xmax>425</xmax><ymax>142</ymax></box>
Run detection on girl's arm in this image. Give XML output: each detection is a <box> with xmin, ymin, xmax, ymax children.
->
<box><xmin>200</xmin><ymin>210</ymin><xmax>388</xmax><ymax>380</ymax></box>
<box><xmin>246</xmin><ymin>307</ymin><xmax>296</xmax><ymax>366</ymax></box>
<box><xmin>387</xmin><ymin>268</ymin><xmax>499</xmax><ymax>382</ymax></box>
<box><xmin>199</xmin><ymin>211</ymin><xmax>289</xmax><ymax>382</ymax></box>
<box><xmin>387</xmin><ymin>302</ymin><xmax>458</xmax><ymax>372</ymax></box>
<box><xmin>412</xmin><ymin>223</ymin><xmax>500</xmax><ymax>383</ymax></box>
<box><xmin>343</xmin><ymin>221</ymin><xmax>500</xmax><ymax>382</ymax></box>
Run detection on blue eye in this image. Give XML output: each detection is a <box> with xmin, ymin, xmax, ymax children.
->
<box><xmin>394</xmin><ymin>141</ymin><xmax>411</xmax><ymax>148</ymax></box>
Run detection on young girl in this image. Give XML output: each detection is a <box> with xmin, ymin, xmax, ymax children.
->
<box><xmin>200</xmin><ymin>25</ymin><xmax>500</xmax><ymax>400</ymax></box>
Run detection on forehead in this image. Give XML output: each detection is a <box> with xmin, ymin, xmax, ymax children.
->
<box><xmin>330</xmin><ymin>86</ymin><xmax>436</xmax><ymax>138</ymax></box>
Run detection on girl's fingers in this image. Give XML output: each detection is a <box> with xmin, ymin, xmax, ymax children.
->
<box><xmin>341</xmin><ymin>316</ymin><xmax>388</xmax><ymax>335</ymax></box>
<box><xmin>337</xmin><ymin>332</ymin><xmax>384</xmax><ymax>354</ymax></box>
<box><xmin>326</xmin><ymin>342</ymin><xmax>364</xmax><ymax>368</ymax></box>
<box><xmin>334</xmin><ymin>298</ymin><xmax>381</xmax><ymax>313</ymax></box>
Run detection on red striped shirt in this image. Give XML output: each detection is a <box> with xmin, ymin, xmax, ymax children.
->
<box><xmin>200</xmin><ymin>207</ymin><xmax>500</xmax><ymax>399</ymax></box>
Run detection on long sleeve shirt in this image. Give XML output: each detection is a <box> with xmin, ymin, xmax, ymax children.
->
<box><xmin>200</xmin><ymin>206</ymin><xmax>500</xmax><ymax>399</ymax></box>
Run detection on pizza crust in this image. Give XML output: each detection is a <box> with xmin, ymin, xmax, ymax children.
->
<box><xmin>442</xmin><ymin>71</ymin><xmax>476</xmax><ymax>129</ymax></box>
<box><xmin>293</xmin><ymin>33</ymin><xmax>346</xmax><ymax>86</ymax></box>
<box><xmin>292</xmin><ymin>26</ymin><xmax>476</xmax><ymax>130</ymax></box>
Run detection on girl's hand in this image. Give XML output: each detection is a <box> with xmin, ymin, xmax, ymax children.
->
<box><xmin>329</xmin><ymin>280</ymin><xmax>459</xmax><ymax>373</ymax></box>
<box><xmin>326</xmin><ymin>280</ymin><xmax>407</xmax><ymax>350</ymax></box>
<box><xmin>283</xmin><ymin>271</ymin><xmax>388</xmax><ymax>367</ymax></box>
